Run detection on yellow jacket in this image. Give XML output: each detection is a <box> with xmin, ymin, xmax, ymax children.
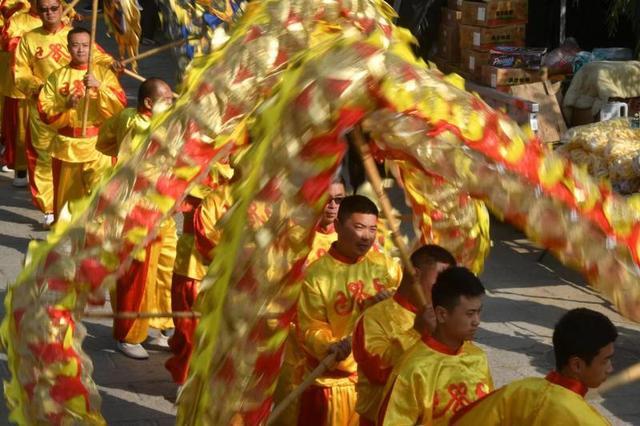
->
<box><xmin>379</xmin><ymin>336</ymin><xmax>493</xmax><ymax>426</ymax></box>
<box><xmin>307</xmin><ymin>224</ymin><xmax>337</xmax><ymax>265</ymax></box>
<box><xmin>352</xmin><ymin>293</ymin><xmax>421</xmax><ymax>422</ymax></box>
<box><xmin>96</xmin><ymin>107</ymin><xmax>150</xmax><ymax>160</ymax></box>
<box><xmin>297</xmin><ymin>245</ymin><xmax>402</xmax><ymax>387</ymax></box>
<box><xmin>0</xmin><ymin>9</ymin><xmax>39</xmax><ymax>98</ymax></box>
<box><xmin>15</xmin><ymin>24</ymin><xmax>114</xmax><ymax>99</ymax></box>
<box><xmin>37</xmin><ymin>63</ymin><xmax>126</xmax><ymax>162</ymax></box>
<box><xmin>451</xmin><ymin>371</ymin><xmax>611</xmax><ymax>426</ymax></box>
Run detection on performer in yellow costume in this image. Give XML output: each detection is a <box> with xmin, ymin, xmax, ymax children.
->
<box><xmin>96</xmin><ymin>78</ymin><xmax>176</xmax><ymax>359</ymax></box>
<box><xmin>352</xmin><ymin>245</ymin><xmax>456</xmax><ymax>426</ymax></box>
<box><xmin>0</xmin><ymin>1</ymin><xmax>40</xmax><ymax>187</ymax></box>
<box><xmin>14</xmin><ymin>0</ymin><xmax>111</xmax><ymax>225</ymax></box>
<box><xmin>166</xmin><ymin>163</ymin><xmax>234</xmax><ymax>382</ymax></box>
<box><xmin>296</xmin><ymin>195</ymin><xmax>402</xmax><ymax>426</ymax></box>
<box><xmin>378</xmin><ymin>267</ymin><xmax>493</xmax><ymax>426</ymax></box>
<box><xmin>452</xmin><ymin>308</ymin><xmax>617</xmax><ymax>426</ymax></box>
<box><xmin>272</xmin><ymin>177</ymin><xmax>346</xmax><ymax>426</ymax></box>
<box><xmin>37</xmin><ymin>27</ymin><xmax>126</xmax><ymax>220</ymax></box>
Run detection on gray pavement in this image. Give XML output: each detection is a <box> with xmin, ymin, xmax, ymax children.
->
<box><xmin>0</xmin><ymin>16</ymin><xmax>639</xmax><ymax>426</ymax></box>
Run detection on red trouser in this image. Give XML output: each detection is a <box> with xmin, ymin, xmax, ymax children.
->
<box><xmin>165</xmin><ymin>273</ymin><xmax>199</xmax><ymax>384</ymax></box>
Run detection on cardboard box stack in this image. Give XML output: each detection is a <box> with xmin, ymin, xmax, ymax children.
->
<box><xmin>454</xmin><ymin>0</ymin><xmax>536</xmax><ymax>87</ymax></box>
<box><xmin>434</xmin><ymin>2</ymin><xmax>464</xmax><ymax>71</ymax></box>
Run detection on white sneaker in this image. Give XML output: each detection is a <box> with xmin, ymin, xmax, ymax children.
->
<box><xmin>43</xmin><ymin>213</ymin><xmax>55</xmax><ymax>228</ymax></box>
<box><xmin>116</xmin><ymin>341</ymin><xmax>149</xmax><ymax>359</ymax></box>
<box><xmin>147</xmin><ymin>334</ymin><xmax>170</xmax><ymax>348</ymax></box>
<box><xmin>12</xmin><ymin>176</ymin><xmax>28</xmax><ymax>187</ymax></box>
<box><xmin>1</xmin><ymin>165</ymin><xmax>12</xmax><ymax>172</ymax></box>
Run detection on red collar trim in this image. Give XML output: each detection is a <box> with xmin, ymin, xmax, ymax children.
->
<box><xmin>328</xmin><ymin>243</ymin><xmax>362</xmax><ymax>265</ymax></box>
<box><xmin>422</xmin><ymin>334</ymin><xmax>461</xmax><ymax>356</ymax></box>
<box><xmin>29</xmin><ymin>10</ymin><xmax>38</xmax><ymax>17</ymax></box>
<box><xmin>393</xmin><ymin>293</ymin><xmax>418</xmax><ymax>314</ymax></box>
<box><xmin>70</xmin><ymin>63</ymin><xmax>88</xmax><ymax>70</ymax></box>
<box><xmin>316</xmin><ymin>223</ymin><xmax>335</xmax><ymax>235</ymax></box>
<box><xmin>545</xmin><ymin>371</ymin><xmax>588</xmax><ymax>397</ymax></box>
<box><xmin>139</xmin><ymin>110</ymin><xmax>152</xmax><ymax>118</ymax></box>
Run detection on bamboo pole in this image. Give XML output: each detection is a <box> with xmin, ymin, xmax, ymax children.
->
<box><xmin>62</xmin><ymin>0</ymin><xmax>82</xmax><ymax>16</ymax></box>
<box><xmin>352</xmin><ymin>126</ymin><xmax>428</xmax><ymax>307</ymax></box>
<box><xmin>598</xmin><ymin>362</ymin><xmax>640</xmax><ymax>394</ymax></box>
<box><xmin>266</xmin><ymin>353</ymin><xmax>338</xmax><ymax>425</ymax></box>
<box><xmin>80</xmin><ymin>0</ymin><xmax>98</xmax><ymax>137</ymax></box>
<box><xmin>122</xmin><ymin>69</ymin><xmax>179</xmax><ymax>98</ymax></box>
<box><xmin>120</xmin><ymin>38</ymin><xmax>190</xmax><ymax>66</ymax></box>
<box><xmin>83</xmin><ymin>310</ymin><xmax>201</xmax><ymax>319</ymax></box>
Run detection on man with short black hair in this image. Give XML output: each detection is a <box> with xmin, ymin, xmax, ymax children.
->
<box><xmin>378</xmin><ymin>267</ymin><xmax>493</xmax><ymax>425</ymax></box>
<box><xmin>451</xmin><ymin>308</ymin><xmax>617</xmax><ymax>425</ymax></box>
<box><xmin>353</xmin><ymin>244</ymin><xmax>456</xmax><ymax>425</ymax></box>
<box><xmin>296</xmin><ymin>194</ymin><xmax>402</xmax><ymax>426</ymax></box>
<box><xmin>15</xmin><ymin>1</ymin><xmax>114</xmax><ymax>226</ymax></box>
<box><xmin>38</xmin><ymin>26</ymin><xmax>126</xmax><ymax>219</ymax></box>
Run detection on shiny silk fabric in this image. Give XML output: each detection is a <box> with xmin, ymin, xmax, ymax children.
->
<box><xmin>352</xmin><ymin>293</ymin><xmax>421</xmax><ymax>423</ymax></box>
<box><xmin>379</xmin><ymin>336</ymin><xmax>494</xmax><ymax>425</ymax></box>
<box><xmin>297</xmin><ymin>246</ymin><xmax>402</xmax><ymax>385</ymax></box>
<box><xmin>451</xmin><ymin>372</ymin><xmax>611</xmax><ymax>426</ymax></box>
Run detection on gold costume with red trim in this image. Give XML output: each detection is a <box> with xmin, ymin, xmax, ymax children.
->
<box><xmin>352</xmin><ymin>293</ymin><xmax>421</xmax><ymax>424</ymax></box>
<box><xmin>272</xmin><ymin>223</ymin><xmax>338</xmax><ymax>426</ymax></box>
<box><xmin>166</xmin><ymin>185</ymin><xmax>233</xmax><ymax>384</ymax></box>
<box><xmin>0</xmin><ymin>10</ymin><xmax>40</xmax><ymax>172</ymax></box>
<box><xmin>296</xmin><ymin>245</ymin><xmax>402</xmax><ymax>426</ymax></box>
<box><xmin>98</xmin><ymin>107</ymin><xmax>178</xmax><ymax>342</ymax></box>
<box><xmin>378</xmin><ymin>335</ymin><xmax>493</xmax><ymax>426</ymax></box>
<box><xmin>37</xmin><ymin>62</ymin><xmax>126</xmax><ymax>218</ymax></box>
<box><xmin>451</xmin><ymin>371</ymin><xmax>611</xmax><ymax>426</ymax></box>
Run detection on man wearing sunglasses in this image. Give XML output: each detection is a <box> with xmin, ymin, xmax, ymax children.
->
<box><xmin>0</xmin><ymin>0</ymin><xmax>41</xmax><ymax>189</ymax></box>
<box><xmin>14</xmin><ymin>0</ymin><xmax>114</xmax><ymax>227</ymax></box>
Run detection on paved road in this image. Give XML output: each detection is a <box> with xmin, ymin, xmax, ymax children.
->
<box><xmin>0</xmin><ymin>16</ymin><xmax>639</xmax><ymax>426</ymax></box>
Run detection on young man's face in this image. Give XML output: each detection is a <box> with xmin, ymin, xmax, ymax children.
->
<box><xmin>37</xmin><ymin>0</ymin><xmax>62</xmax><ymax>27</ymax></box>
<box><xmin>577</xmin><ymin>342</ymin><xmax>615</xmax><ymax>388</ymax></box>
<box><xmin>68</xmin><ymin>33</ymin><xmax>91</xmax><ymax>65</ymax></box>
<box><xmin>438</xmin><ymin>295</ymin><xmax>483</xmax><ymax>343</ymax></box>
<box><xmin>418</xmin><ymin>262</ymin><xmax>451</xmax><ymax>296</ymax></box>
<box><xmin>335</xmin><ymin>212</ymin><xmax>377</xmax><ymax>258</ymax></box>
<box><xmin>321</xmin><ymin>183</ymin><xmax>345</xmax><ymax>226</ymax></box>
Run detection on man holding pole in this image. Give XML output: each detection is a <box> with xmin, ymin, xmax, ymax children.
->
<box><xmin>377</xmin><ymin>267</ymin><xmax>493</xmax><ymax>425</ymax></box>
<box><xmin>295</xmin><ymin>194</ymin><xmax>401</xmax><ymax>426</ymax></box>
<box><xmin>37</xmin><ymin>26</ymin><xmax>125</xmax><ymax>219</ymax></box>
<box><xmin>0</xmin><ymin>0</ymin><xmax>41</xmax><ymax>187</ymax></box>
<box><xmin>15</xmin><ymin>0</ymin><xmax>114</xmax><ymax>226</ymax></box>
<box><xmin>352</xmin><ymin>244</ymin><xmax>456</xmax><ymax>426</ymax></box>
<box><xmin>96</xmin><ymin>77</ymin><xmax>176</xmax><ymax>360</ymax></box>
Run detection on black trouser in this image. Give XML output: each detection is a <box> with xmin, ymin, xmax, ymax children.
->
<box><xmin>140</xmin><ymin>0</ymin><xmax>160</xmax><ymax>40</ymax></box>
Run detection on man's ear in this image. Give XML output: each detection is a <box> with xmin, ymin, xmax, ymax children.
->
<box><xmin>567</xmin><ymin>356</ymin><xmax>585</xmax><ymax>375</ymax></box>
<box><xmin>434</xmin><ymin>305</ymin><xmax>448</xmax><ymax>324</ymax></box>
<box><xmin>143</xmin><ymin>97</ymin><xmax>153</xmax><ymax>111</ymax></box>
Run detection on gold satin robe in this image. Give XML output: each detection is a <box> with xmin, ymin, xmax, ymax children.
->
<box><xmin>451</xmin><ymin>371</ymin><xmax>611</xmax><ymax>426</ymax></box>
<box><xmin>296</xmin><ymin>246</ymin><xmax>402</xmax><ymax>426</ymax></box>
<box><xmin>353</xmin><ymin>293</ymin><xmax>421</xmax><ymax>422</ymax></box>
<box><xmin>379</xmin><ymin>336</ymin><xmax>493</xmax><ymax>426</ymax></box>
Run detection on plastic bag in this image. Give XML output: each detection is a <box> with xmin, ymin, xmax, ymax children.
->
<box><xmin>543</xmin><ymin>37</ymin><xmax>581</xmax><ymax>75</ymax></box>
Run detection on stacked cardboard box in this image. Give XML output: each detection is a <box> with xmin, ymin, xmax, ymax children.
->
<box><xmin>435</xmin><ymin>3</ymin><xmax>463</xmax><ymax>66</ymax></box>
<box><xmin>457</xmin><ymin>0</ymin><xmax>529</xmax><ymax>84</ymax></box>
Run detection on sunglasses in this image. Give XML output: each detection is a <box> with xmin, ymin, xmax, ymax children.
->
<box><xmin>328</xmin><ymin>196</ymin><xmax>344</xmax><ymax>205</ymax></box>
<box><xmin>39</xmin><ymin>5</ymin><xmax>60</xmax><ymax>12</ymax></box>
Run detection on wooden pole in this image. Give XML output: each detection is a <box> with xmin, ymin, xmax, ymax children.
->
<box><xmin>598</xmin><ymin>362</ymin><xmax>640</xmax><ymax>394</ymax></box>
<box><xmin>62</xmin><ymin>0</ymin><xmax>82</xmax><ymax>16</ymax></box>
<box><xmin>266</xmin><ymin>353</ymin><xmax>338</xmax><ymax>425</ymax></box>
<box><xmin>352</xmin><ymin>126</ymin><xmax>428</xmax><ymax>308</ymax></box>
<box><xmin>122</xmin><ymin>69</ymin><xmax>179</xmax><ymax>98</ymax></box>
<box><xmin>83</xmin><ymin>310</ymin><xmax>201</xmax><ymax>319</ymax></box>
<box><xmin>120</xmin><ymin>38</ymin><xmax>189</xmax><ymax>66</ymax></box>
<box><xmin>80</xmin><ymin>0</ymin><xmax>98</xmax><ymax>137</ymax></box>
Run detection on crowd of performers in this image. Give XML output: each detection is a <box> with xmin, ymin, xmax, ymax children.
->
<box><xmin>0</xmin><ymin>0</ymin><xmax>621</xmax><ymax>424</ymax></box>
